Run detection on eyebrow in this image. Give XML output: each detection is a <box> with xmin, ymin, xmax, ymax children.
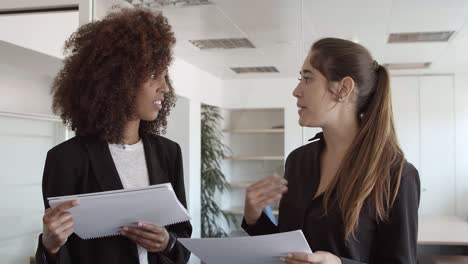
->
<box><xmin>300</xmin><ymin>70</ymin><xmax>314</xmax><ymax>76</ymax></box>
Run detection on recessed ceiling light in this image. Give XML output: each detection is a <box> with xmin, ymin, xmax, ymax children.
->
<box><xmin>388</xmin><ymin>31</ymin><xmax>455</xmax><ymax>43</ymax></box>
<box><xmin>230</xmin><ymin>66</ymin><xmax>279</xmax><ymax>74</ymax></box>
<box><xmin>189</xmin><ymin>38</ymin><xmax>255</xmax><ymax>50</ymax></box>
<box><xmin>383</xmin><ymin>62</ymin><xmax>431</xmax><ymax>70</ymax></box>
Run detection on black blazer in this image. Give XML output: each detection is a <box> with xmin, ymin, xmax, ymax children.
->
<box><xmin>35</xmin><ymin>134</ymin><xmax>192</xmax><ymax>264</ymax></box>
<box><xmin>243</xmin><ymin>133</ymin><xmax>420</xmax><ymax>264</ymax></box>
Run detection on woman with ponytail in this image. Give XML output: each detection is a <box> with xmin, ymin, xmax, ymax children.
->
<box><xmin>242</xmin><ymin>38</ymin><xmax>420</xmax><ymax>264</ymax></box>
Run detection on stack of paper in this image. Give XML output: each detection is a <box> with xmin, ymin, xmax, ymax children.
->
<box><xmin>179</xmin><ymin>230</ymin><xmax>312</xmax><ymax>264</ymax></box>
<box><xmin>48</xmin><ymin>183</ymin><xmax>191</xmax><ymax>239</ymax></box>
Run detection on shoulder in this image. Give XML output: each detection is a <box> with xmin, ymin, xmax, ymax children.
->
<box><xmin>146</xmin><ymin>134</ymin><xmax>179</xmax><ymax>148</ymax></box>
<box><xmin>286</xmin><ymin>139</ymin><xmax>321</xmax><ymax>165</ymax></box>
<box><xmin>42</xmin><ymin>137</ymin><xmax>89</xmax><ymax>198</ymax></box>
<box><xmin>400</xmin><ymin>161</ymin><xmax>420</xmax><ymax>192</ymax></box>
<box><xmin>46</xmin><ymin>136</ymin><xmax>87</xmax><ymax>164</ymax></box>
<box><xmin>145</xmin><ymin>134</ymin><xmax>181</xmax><ymax>157</ymax></box>
<box><xmin>393</xmin><ymin>160</ymin><xmax>421</xmax><ymax>205</ymax></box>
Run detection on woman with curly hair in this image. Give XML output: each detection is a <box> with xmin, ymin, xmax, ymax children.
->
<box><xmin>35</xmin><ymin>8</ymin><xmax>192</xmax><ymax>264</ymax></box>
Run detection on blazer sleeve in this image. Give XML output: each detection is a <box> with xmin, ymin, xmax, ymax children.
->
<box><xmin>35</xmin><ymin>150</ymin><xmax>76</xmax><ymax>264</ymax></box>
<box><xmin>241</xmin><ymin>212</ymin><xmax>279</xmax><ymax>236</ymax></box>
<box><xmin>151</xmin><ymin>142</ymin><xmax>193</xmax><ymax>263</ymax></box>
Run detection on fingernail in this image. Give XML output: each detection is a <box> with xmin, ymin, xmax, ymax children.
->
<box><xmin>123</xmin><ymin>226</ymin><xmax>128</xmax><ymax>231</ymax></box>
<box><xmin>138</xmin><ymin>222</ymin><xmax>143</xmax><ymax>227</ymax></box>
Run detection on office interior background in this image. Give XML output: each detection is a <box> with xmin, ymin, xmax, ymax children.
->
<box><xmin>0</xmin><ymin>0</ymin><xmax>468</xmax><ymax>263</ymax></box>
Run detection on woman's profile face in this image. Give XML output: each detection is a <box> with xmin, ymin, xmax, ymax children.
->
<box><xmin>135</xmin><ymin>72</ymin><xmax>170</xmax><ymax>121</ymax></box>
<box><xmin>293</xmin><ymin>54</ymin><xmax>335</xmax><ymax>127</ymax></box>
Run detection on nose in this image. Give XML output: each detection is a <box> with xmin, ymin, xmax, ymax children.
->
<box><xmin>292</xmin><ymin>83</ymin><xmax>301</xmax><ymax>98</ymax></box>
<box><xmin>160</xmin><ymin>77</ymin><xmax>170</xmax><ymax>94</ymax></box>
<box><xmin>162</xmin><ymin>82</ymin><xmax>170</xmax><ymax>93</ymax></box>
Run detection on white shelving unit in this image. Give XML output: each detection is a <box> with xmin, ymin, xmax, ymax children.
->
<box><xmin>220</xmin><ymin>108</ymin><xmax>285</xmax><ymax>236</ymax></box>
<box><xmin>224</xmin><ymin>156</ymin><xmax>284</xmax><ymax>161</ymax></box>
<box><xmin>222</xmin><ymin>128</ymin><xmax>285</xmax><ymax>134</ymax></box>
<box><xmin>222</xmin><ymin>207</ymin><xmax>279</xmax><ymax>216</ymax></box>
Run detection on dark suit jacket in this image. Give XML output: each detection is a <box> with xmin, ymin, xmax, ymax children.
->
<box><xmin>35</xmin><ymin>134</ymin><xmax>192</xmax><ymax>264</ymax></box>
<box><xmin>242</xmin><ymin>132</ymin><xmax>420</xmax><ymax>264</ymax></box>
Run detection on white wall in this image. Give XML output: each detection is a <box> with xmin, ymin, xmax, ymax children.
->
<box><xmin>391</xmin><ymin>77</ymin><xmax>421</xmax><ymax>170</ymax></box>
<box><xmin>454</xmin><ymin>74</ymin><xmax>468</xmax><ymax>219</ymax></box>
<box><xmin>0</xmin><ymin>115</ymin><xmax>66</xmax><ymax>264</ymax></box>
<box><xmin>0</xmin><ymin>64</ymin><xmax>55</xmax><ymax>116</ymax></box>
<box><xmin>420</xmin><ymin>76</ymin><xmax>456</xmax><ymax>215</ymax></box>
<box><xmin>165</xmin><ymin>96</ymin><xmax>202</xmax><ymax>239</ymax></box>
<box><xmin>170</xmin><ymin>58</ymin><xmax>224</xmax><ymax>107</ymax></box>
<box><xmin>0</xmin><ymin>11</ymin><xmax>78</xmax><ymax>59</ymax></box>
<box><xmin>391</xmin><ymin>74</ymin><xmax>467</xmax><ymax>217</ymax></box>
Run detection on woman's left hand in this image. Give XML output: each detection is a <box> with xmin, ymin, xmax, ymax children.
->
<box><xmin>282</xmin><ymin>251</ymin><xmax>342</xmax><ymax>264</ymax></box>
<box><xmin>121</xmin><ymin>222</ymin><xmax>170</xmax><ymax>253</ymax></box>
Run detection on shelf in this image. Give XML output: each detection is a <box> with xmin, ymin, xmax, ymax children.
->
<box><xmin>229</xmin><ymin>230</ymin><xmax>248</xmax><ymax>237</ymax></box>
<box><xmin>222</xmin><ymin>208</ymin><xmax>244</xmax><ymax>215</ymax></box>
<box><xmin>224</xmin><ymin>156</ymin><xmax>284</xmax><ymax>161</ymax></box>
<box><xmin>220</xmin><ymin>108</ymin><xmax>284</xmax><ymax>235</ymax></box>
<box><xmin>227</xmin><ymin>181</ymin><xmax>254</xmax><ymax>189</ymax></box>
<box><xmin>223</xmin><ymin>128</ymin><xmax>285</xmax><ymax>134</ymax></box>
<box><xmin>223</xmin><ymin>207</ymin><xmax>279</xmax><ymax>216</ymax></box>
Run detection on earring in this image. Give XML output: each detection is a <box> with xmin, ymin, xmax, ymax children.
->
<box><xmin>338</xmin><ymin>97</ymin><xmax>343</xmax><ymax>102</ymax></box>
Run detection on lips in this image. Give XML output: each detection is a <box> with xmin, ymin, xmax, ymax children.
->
<box><xmin>297</xmin><ymin>103</ymin><xmax>306</xmax><ymax>115</ymax></box>
<box><xmin>152</xmin><ymin>99</ymin><xmax>163</xmax><ymax>110</ymax></box>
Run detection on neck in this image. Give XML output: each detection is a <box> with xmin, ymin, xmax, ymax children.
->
<box><xmin>322</xmin><ymin>116</ymin><xmax>359</xmax><ymax>158</ymax></box>
<box><xmin>121</xmin><ymin>119</ymin><xmax>141</xmax><ymax>145</ymax></box>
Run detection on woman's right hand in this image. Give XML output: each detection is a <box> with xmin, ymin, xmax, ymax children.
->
<box><xmin>41</xmin><ymin>200</ymin><xmax>79</xmax><ymax>256</ymax></box>
<box><xmin>244</xmin><ymin>176</ymin><xmax>288</xmax><ymax>225</ymax></box>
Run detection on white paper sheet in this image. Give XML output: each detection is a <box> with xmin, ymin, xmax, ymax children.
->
<box><xmin>179</xmin><ymin>230</ymin><xmax>312</xmax><ymax>264</ymax></box>
<box><xmin>48</xmin><ymin>183</ymin><xmax>191</xmax><ymax>239</ymax></box>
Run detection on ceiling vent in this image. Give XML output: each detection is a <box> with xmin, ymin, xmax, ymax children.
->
<box><xmin>383</xmin><ymin>62</ymin><xmax>431</xmax><ymax>70</ymax></box>
<box><xmin>189</xmin><ymin>38</ymin><xmax>255</xmax><ymax>50</ymax></box>
<box><xmin>388</xmin><ymin>31</ymin><xmax>455</xmax><ymax>43</ymax></box>
<box><xmin>230</xmin><ymin>66</ymin><xmax>279</xmax><ymax>74</ymax></box>
<box><xmin>126</xmin><ymin>0</ymin><xmax>213</xmax><ymax>8</ymax></box>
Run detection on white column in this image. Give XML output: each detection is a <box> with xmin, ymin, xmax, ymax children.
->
<box><xmin>455</xmin><ymin>73</ymin><xmax>468</xmax><ymax>219</ymax></box>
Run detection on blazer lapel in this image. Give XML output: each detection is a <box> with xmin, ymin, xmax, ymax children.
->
<box><xmin>83</xmin><ymin>137</ymin><xmax>124</xmax><ymax>192</ymax></box>
<box><xmin>304</xmin><ymin>133</ymin><xmax>325</xmax><ymax>208</ymax></box>
<box><xmin>82</xmin><ymin>136</ymin><xmax>139</xmax><ymax>259</ymax></box>
<box><xmin>280</xmin><ymin>133</ymin><xmax>324</xmax><ymax>232</ymax></box>
<box><xmin>142</xmin><ymin>135</ymin><xmax>169</xmax><ymax>185</ymax></box>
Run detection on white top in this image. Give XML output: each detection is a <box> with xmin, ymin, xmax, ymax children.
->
<box><xmin>109</xmin><ymin>139</ymin><xmax>149</xmax><ymax>264</ymax></box>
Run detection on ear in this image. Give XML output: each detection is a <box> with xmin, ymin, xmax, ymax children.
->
<box><xmin>337</xmin><ymin>76</ymin><xmax>355</xmax><ymax>100</ymax></box>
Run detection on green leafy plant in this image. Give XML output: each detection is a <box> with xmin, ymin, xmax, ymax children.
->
<box><xmin>201</xmin><ymin>104</ymin><xmax>236</xmax><ymax>237</ymax></box>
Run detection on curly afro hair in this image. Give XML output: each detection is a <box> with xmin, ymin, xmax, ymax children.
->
<box><xmin>52</xmin><ymin>8</ymin><xmax>177</xmax><ymax>143</ymax></box>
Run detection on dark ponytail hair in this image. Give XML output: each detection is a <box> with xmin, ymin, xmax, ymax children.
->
<box><xmin>311</xmin><ymin>38</ymin><xmax>404</xmax><ymax>240</ymax></box>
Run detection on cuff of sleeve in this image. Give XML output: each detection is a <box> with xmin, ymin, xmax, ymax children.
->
<box><xmin>36</xmin><ymin>234</ymin><xmax>52</xmax><ymax>264</ymax></box>
<box><xmin>161</xmin><ymin>232</ymin><xmax>177</xmax><ymax>256</ymax></box>
<box><xmin>241</xmin><ymin>212</ymin><xmax>270</xmax><ymax>235</ymax></box>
